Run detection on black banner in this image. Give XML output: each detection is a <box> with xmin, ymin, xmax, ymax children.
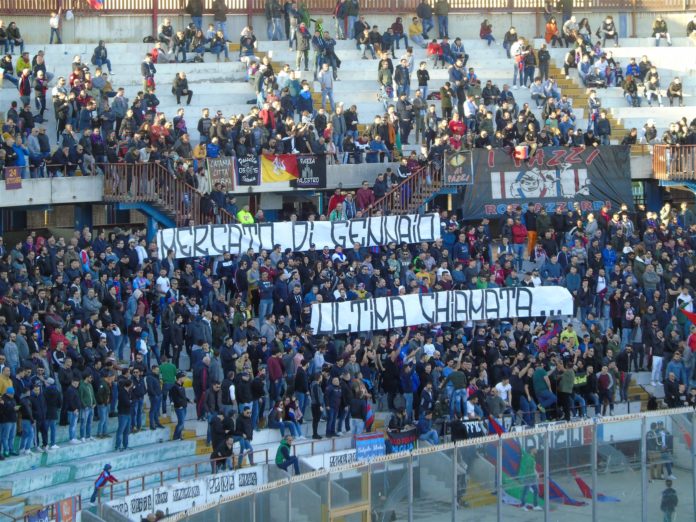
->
<box><xmin>444</xmin><ymin>151</ymin><xmax>474</xmax><ymax>185</ymax></box>
<box><xmin>236</xmin><ymin>154</ymin><xmax>260</xmax><ymax>186</ymax></box>
<box><xmin>386</xmin><ymin>427</ymin><xmax>417</xmax><ymax>454</ymax></box>
<box><xmin>458</xmin><ymin>146</ymin><xmax>633</xmax><ymax>218</ymax></box>
<box><xmin>292</xmin><ymin>154</ymin><xmax>327</xmax><ymax>189</ymax></box>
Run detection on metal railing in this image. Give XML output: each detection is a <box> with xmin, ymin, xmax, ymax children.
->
<box><xmin>102</xmin><ymin>162</ymin><xmax>235</xmax><ymax>227</ymax></box>
<box><xmin>0</xmin><ymin>0</ymin><xmax>691</xmax><ymax>14</ymax></box>
<box><xmin>0</xmin><ymin>495</ymin><xmax>81</xmax><ymax>522</ymax></box>
<box><xmin>370</xmin><ymin>163</ymin><xmax>442</xmax><ymax>216</ymax></box>
<box><xmin>99</xmin><ymin>433</ymin><xmax>352</xmax><ymax>502</ymax></box>
<box><xmin>653</xmin><ymin>144</ymin><xmax>696</xmax><ymax>181</ymax></box>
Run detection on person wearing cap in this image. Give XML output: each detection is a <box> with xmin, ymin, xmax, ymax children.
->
<box><xmin>170</xmin><ymin>371</ymin><xmax>190</xmax><ymax>440</ymax></box>
<box><xmin>90</xmin><ymin>463</ymin><xmax>118</xmax><ymax>503</ymax></box>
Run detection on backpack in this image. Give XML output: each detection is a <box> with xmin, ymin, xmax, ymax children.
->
<box><xmin>143</xmin><ymin>36</ymin><xmax>156</xmax><ymax>43</ymax></box>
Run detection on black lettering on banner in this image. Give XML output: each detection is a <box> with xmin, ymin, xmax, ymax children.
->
<box><xmin>397</xmin><ymin>215</ymin><xmax>413</xmax><ymax>244</ymax></box>
<box><xmin>418</xmin><ymin>294</ymin><xmax>434</xmax><ymax>324</ymax></box>
<box><xmin>434</xmin><ymin>291</ymin><xmax>449</xmax><ymax>323</ymax></box>
<box><xmin>227</xmin><ymin>224</ymin><xmax>243</xmax><ymax>255</ymax></box>
<box><xmin>176</xmin><ymin>228</ymin><xmax>193</xmax><ymax>258</ymax></box>
<box><xmin>420</xmin><ymin>213</ymin><xmax>436</xmax><ymax>241</ymax></box>
<box><xmin>239</xmin><ymin>472</ymin><xmax>258</xmax><ymax>487</ymax></box>
<box><xmin>350</xmin><ymin>300</ymin><xmax>368</xmax><ymax>332</ymax></box>
<box><xmin>241</xmin><ymin>224</ymin><xmax>259</xmax><ymax>252</ymax></box>
<box><xmin>208</xmin><ymin>474</ymin><xmax>235</xmax><ymax>494</ymax></box>
<box><xmin>348</xmin><ymin>218</ymin><xmax>368</xmax><ymax>247</ymax></box>
<box><xmin>499</xmin><ymin>287</ymin><xmax>516</xmax><ymax>318</ymax></box>
<box><xmin>130</xmin><ymin>495</ymin><xmax>153</xmax><ymax>515</ymax></box>
<box><xmin>469</xmin><ymin>290</ymin><xmax>483</xmax><ymax>319</ymax></box>
<box><xmin>333</xmin><ymin>302</ymin><xmax>351</xmax><ymax>334</ymax></box>
<box><xmin>366</xmin><ymin>217</ymin><xmax>384</xmax><ymax>247</ymax></box>
<box><xmin>209</xmin><ymin>225</ymin><xmax>228</xmax><ymax>255</ymax></box>
<box><xmin>158</xmin><ymin>229</ymin><xmax>175</xmax><ymax>260</ymax></box>
<box><xmin>258</xmin><ymin>222</ymin><xmax>275</xmax><ymax>250</ymax></box>
<box><xmin>330</xmin><ymin>221</ymin><xmax>350</xmax><ymax>248</ymax></box>
<box><xmin>193</xmin><ymin>225</ymin><xmax>210</xmax><ymax>256</ymax></box>
<box><xmin>374</xmin><ymin>297</ymin><xmax>391</xmax><ymax>330</ymax></box>
<box><xmin>329</xmin><ymin>453</ymin><xmax>356</xmax><ymax>467</ymax></box>
<box><xmin>390</xmin><ymin>297</ymin><xmax>407</xmax><ymax>328</ymax></box>
<box><xmin>173</xmin><ymin>485</ymin><xmax>201</xmax><ymax>502</ymax></box>
<box><xmin>314</xmin><ymin>301</ymin><xmax>327</xmax><ymax>334</ymax></box>
<box><xmin>292</xmin><ymin>222</ymin><xmax>310</xmax><ymax>251</ymax></box>
<box><xmin>111</xmin><ymin>502</ymin><xmax>128</xmax><ymax>514</ymax></box>
<box><xmin>383</xmin><ymin>216</ymin><xmax>399</xmax><ymax>245</ymax></box>
<box><xmin>154</xmin><ymin>491</ymin><xmax>168</xmax><ymax>505</ymax></box>
<box><xmin>453</xmin><ymin>290</ymin><xmax>469</xmax><ymax>322</ymax></box>
<box><xmin>484</xmin><ymin>289</ymin><xmax>500</xmax><ymax>319</ymax></box>
<box><xmin>516</xmin><ymin>287</ymin><xmax>533</xmax><ymax>316</ymax></box>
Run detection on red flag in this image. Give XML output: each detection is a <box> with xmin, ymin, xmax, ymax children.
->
<box><xmin>682</xmin><ymin>308</ymin><xmax>696</xmax><ymax>325</ymax></box>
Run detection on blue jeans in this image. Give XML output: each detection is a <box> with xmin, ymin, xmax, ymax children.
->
<box><xmin>149</xmin><ymin>395</ymin><xmax>162</xmax><ymax>428</ymax></box>
<box><xmin>482</xmin><ymin>34</ymin><xmax>495</xmax><ymax>46</ymax></box>
<box><xmin>347</xmin><ymin>15</ymin><xmax>357</xmax><ymax>39</ymax></box>
<box><xmin>351</xmin><ymin>418</ymin><xmax>365</xmax><ymax>436</ymax></box>
<box><xmin>131</xmin><ymin>398</ymin><xmax>143</xmax><ymax>430</ymax></box>
<box><xmin>394</xmin><ymin>34</ymin><xmax>408</xmax><ymax>49</ymax></box>
<box><xmin>437</xmin><ymin>15</ymin><xmax>448</xmax><ymax>37</ymax></box>
<box><xmin>295</xmin><ymin>392</ymin><xmax>307</xmax><ymax>420</ymax></box>
<box><xmin>1</xmin><ymin>422</ymin><xmax>16</xmax><ymax>454</ymax></box>
<box><xmin>97</xmin><ymin>405</ymin><xmax>109</xmax><ymax>436</ymax></box>
<box><xmin>278</xmin><ymin>421</ymin><xmax>300</xmax><ymax>437</ymax></box>
<box><xmin>326</xmin><ymin>406</ymin><xmax>337</xmax><ymax>435</ymax></box>
<box><xmin>621</xmin><ymin>328</ymin><xmax>632</xmax><ymax>349</ymax></box>
<box><xmin>162</xmin><ymin>384</ymin><xmax>173</xmax><ymax>414</ymax></box>
<box><xmin>20</xmin><ymin>419</ymin><xmax>34</xmax><ymax>450</ymax></box>
<box><xmin>47</xmin><ymin>419</ymin><xmax>56</xmax><ymax>446</ymax></box>
<box><xmin>1</xmin><ymin>72</ymin><xmax>19</xmax><ymax>87</ymax></box>
<box><xmin>337</xmin><ymin>406</ymin><xmax>350</xmax><ymax>433</ymax></box>
<box><xmin>537</xmin><ymin>390</ymin><xmax>557</xmax><ymax>410</ymax></box>
<box><xmin>95</xmin><ymin>57</ymin><xmax>112</xmax><ymax>73</ymax></box>
<box><xmin>259</xmin><ymin>299</ymin><xmax>274</xmax><ymax>322</ymax></box>
<box><xmin>573</xmin><ymin>394</ymin><xmax>587</xmax><ymax>417</ymax></box>
<box><xmin>68</xmin><ymin>410</ymin><xmax>79</xmax><ymax>440</ymax></box>
<box><xmin>404</xmin><ymin>392</ymin><xmax>414</xmax><ymax>422</ymax></box>
<box><xmin>520</xmin><ymin>484</ymin><xmax>539</xmax><ymax>506</ymax></box>
<box><xmin>115</xmin><ymin>414</ymin><xmax>131</xmax><ymax>450</ymax></box>
<box><xmin>211</xmin><ymin>43</ymin><xmax>229</xmax><ymax>59</ymax></box>
<box><xmin>50</xmin><ymin>27</ymin><xmax>61</xmax><ymax>44</ymax></box>
<box><xmin>513</xmin><ymin>243</ymin><xmax>525</xmax><ymax>270</ymax></box>
<box><xmin>215</xmin><ymin>21</ymin><xmax>229</xmax><ymax>41</ymax></box>
<box><xmin>174</xmin><ymin>407</ymin><xmax>186</xmax><ymax>440</ymax></box>
<box><xmin>421</xmin><ymin>17</ymin><xmax>434</xmax><ymax>36</ymax></box>
<box><xmin>277</xmin><ymin>456</ymin><xmax>299</xmax><ymax>475</ymax></box>
<box><xmin>419</xmin><ymin>429</ymin><xmax>439</xmax><ymax>445</ymax></box>
<box><xmin>191</xmin><ymin>16</ymin><xmax>203</xmax><ymax>30</ymax></box>
<box><xmin>519</xmin><ymin>395</ymin><xmax>538</xmax><ymax>426</ymax></box>
<box><xmin>321</xmin><ymin>87</ymin><xmax>335</xmax><ymax>112</ymax></box>
<box><xmin>450</xmin><ymin>388</ymin><xmax>468</xmax><ymax>417</ymax></box>
<box><xmin>80</xmin><ymin>407</ymin><xmax>93</xmax><ymax>439</ymax></box>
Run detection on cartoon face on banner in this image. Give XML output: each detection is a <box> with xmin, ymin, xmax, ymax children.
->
<box><xmin>493</xmin><ymin>163</ymin><xmax>591</xmax><ymax>200</ymax></box>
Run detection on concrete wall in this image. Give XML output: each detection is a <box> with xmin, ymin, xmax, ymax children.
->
<box><xmin>0</xmin><ymin>176</ymin><xmax>104</xmax><ymax>208</ymax></box>
<box><xmin>8</xmin><ymin>12</ymin><xmax>695</xmax><ymax>45</ymax></box>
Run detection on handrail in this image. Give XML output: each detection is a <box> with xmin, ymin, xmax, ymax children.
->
<box><xmin>653</xmin><ymin>144</ymin><xmax>696</xmax><ymax>181</ymax></box>
<box><xmin>103</xmin><ymin>162</ymin><xmax>236</xmax><ymax>227</ymax></box>
<box><xmin>369</xmin><ymin>163</ymin><xmax>443</xmax><ymax>216</ymax></box>
<box><xmin>101</xmin><ymin>433</ymin><xmax>352</xmax><ymax>501</ymax></box>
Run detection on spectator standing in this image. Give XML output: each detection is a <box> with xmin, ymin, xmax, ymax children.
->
<box><xmin>49</xmin><ymin>9</ymin><xmax>62</xmax><ymax>44</ymax></box>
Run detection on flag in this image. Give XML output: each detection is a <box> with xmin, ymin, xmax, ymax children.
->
<box><xmin>537</xmin><ymin>323</ymin><xmax>560</xmax><ymax>351</ymax></box>
<box><xmin>571</xmin><ymin>472</ymin><xmax>621</xmax><ymax>502</ymax></box>
<box><xmin>681</xmin><ymin>308</ymin><xmax>696</xmax><ymax>326</ymax></box>
<box><xmin>87</xmin><ymin>0</ymin><xmax>104</xmax><ymax>9</ymax></box>
<box><xmin>364</xmin><ymin>402</ymin><xmax>374</xmax><ymax>430</ymax></box>
<box><xmin>261</xmin><ymin>154</ymin><xmax>299</xmax><ymax>183</ymax></box>
<box><xmin>488</xmin><ymin>415</ymin><xmax>505</xmax><ymax>436</ymax></box>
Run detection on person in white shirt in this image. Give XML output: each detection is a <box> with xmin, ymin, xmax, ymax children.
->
<box><xmin>156</xmin><ymin>268</ymin><xmax>171</xmax><ymax>296</ymax></box>
<box><xmin>494</xmin><ymin>377</ymin><xmax>512</xmax><ymax>406</ymax></box>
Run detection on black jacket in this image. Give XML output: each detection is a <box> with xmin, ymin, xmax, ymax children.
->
<box><xmin>169</xmin><ymin>383</ymin><xmax>188</xmax><ymax>409</ymax></box>
<box><xmin>45</xmin><ymin>386</ymin><xmax>62</xmax><ymax>420</ymax></box>
<box><xmin>117</xmin><ymin>384</ymin><xmax>132</xmax><ymax>415</ymax></box>
<box><xmin>64</xmin><ymin>385</ymin><xmax>82</xmax><ymax>412</ymax></box>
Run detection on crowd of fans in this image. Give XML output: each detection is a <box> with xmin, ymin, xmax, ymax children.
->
<box><xmin>0</xmin><ymin>4</ymin><xmax>696</xmax><ymax>483</ymax></box>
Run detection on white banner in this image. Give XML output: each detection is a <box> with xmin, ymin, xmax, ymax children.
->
<box><xmin>301</xmin><ymin>449</ymin><xmax>358</xmax><ymax>470</ymax></box>
<box><xmin>310</xmin><ymin>287</ymin><xmax>574</xmax><ymax>335</ymax></box>
<box><xmin>157</xmin><ymin>214</ymin><xmax>440</xmax><ymax>259</ymax></box>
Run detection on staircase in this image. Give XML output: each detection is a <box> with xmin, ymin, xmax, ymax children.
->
<box><xmin>370</xmin><ymin>164</ymin><xmax>445</xmax><ymax>215</ymax></box>
<box><xmin>549</xmin><ymin>64</ymin><xmax>630</xmax><ymax>144</ymax></box>
<box><xmin>102</xmin><ymin>163</ymin><xmax>235</xmax><ymax>228</ymax></box>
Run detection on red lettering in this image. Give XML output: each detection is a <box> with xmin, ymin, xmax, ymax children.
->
<box><xmin>547</xmin><ymin>149</ymin><xmax>566</xmax><ymax>167</ymax></box>
<box><xmin>528</xmin><ymin>149</ymin><xmax>545</xmax><ymax>168</ymax></box>
<box><xmin>566</xmin><ymin>147</ymin><xmax>584</xmax><ymax>164</ymax></box>
<box><xmin>484</xmin><ymin>204</ymin><xmax>497</xmax><ymax>215</ymax></box>
<box><xmin>533</xmin><ymin>203</ymin><xmax>543</xmax><ymax>212</ymax></box>
<box><xmin>580</xmin><ymin>201</ymin><xmax>593</xmax><ymax>211</ymax></box>
<box><xmin>558</xmin><ymin>202</ymin><xmax>568</xmax><ymax>212</ymax></box>
<box><xmin>488</xmin><ymin>149</ymin><xmax>495</xmax><ymax>168</ymax></box>
<box><xmin>584</xmin><ymin>148</ymin><xmax>601</xmax><ymax>165</ymax></box>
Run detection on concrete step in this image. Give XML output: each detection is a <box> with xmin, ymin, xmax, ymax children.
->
<box><xmin>0</xmin><ymin>466</ymin><xmax>72</xmax><ymax>497</ymax></box>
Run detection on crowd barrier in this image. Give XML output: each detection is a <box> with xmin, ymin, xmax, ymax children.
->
<box><xmin>161</xmin><ymin>408</ymin><xmax>696</xmax><ymax>522</ymax></box>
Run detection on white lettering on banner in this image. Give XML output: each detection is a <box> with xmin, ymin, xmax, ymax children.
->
<box><xmin>157</xmin><ymin>214</ymin><xmax>440</xmax><ymax>259</ymax></box>
<box><xmin>311</xmin><ymin>287</ymin><xmax>574</xmax><ymax>335</ymax></box>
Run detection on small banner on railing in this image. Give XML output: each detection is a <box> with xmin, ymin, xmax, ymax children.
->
<box><xmin>27</xmin><ymin>508</ymin><xmax>49</xmax><ymax>522</ymax></box>
<box><xmin>355</xmin><ymin>431</ymin><xmax>386</xmax><ymax>461</ymax></box>
<box><xmin>261</xmin><ymin>154</ymin><xmax>299</xmax><ymax>183</ymax></box>
<box><xmin>444</xmin><ymin>151</ymin><xmax>474</xmax><ymax>186</ymax></box>
<box><xmin>55</xmin><ymin>496</ymin><xmax>78</xmax><ymax>522</ymax></box>
<box><xmin>291</xmin><ymin>154</ymin><xmax>327</xmax><ymax>189</ymax></box>
<box><xmin>235</xmin><ymin>154</ymin><xmax>260</xmax><ymax>186</ymax></box>
<box><xmin>386</xmin><ymin>427</ymin><xmax>418</xmax><ymax>454</ymax></box>
<box><xmin>4</xmin><ymin>166</ymin><xmax>22</xmax><ymax>190</ymax></box>
<box><xmin>207</xmin><ymin>157</ymin><xmax>235</xmax><ymax>192</ymax></box>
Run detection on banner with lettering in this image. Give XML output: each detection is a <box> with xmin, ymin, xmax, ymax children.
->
<box><xmin>207</xmin><ymin>157</ymin><xmax>235</xmax><ymax>192</ymax></box>
<box><xmin>386</xmin><ymin>427</ymin><xmax>418</xmax><ymax>454</ymax></box>
<box><xmin>235</xmin><ymin>154</ymin><xmax>260</xmax><ymax>186</ymax></box>
<box><xmin>291</xmin><ymin>154</ymin><xmax>327</xmax><ymax>189</ymax></box>
<box><xmin>458</xmin><ymin>146</ymin><xmax>633</xmax><ymax>218</ymax></box>
<box><xmin>157</xmin><ymin>213</ymin><xmax>440</xmax><ymax>259</ymax></box>
<box><xmin>310</xmin><ymin>286</ymin><xmax>574</xmax><ymax>335</ymax></box>
<box><xmin>4</xmin><ymin>166</ymin><xmax>22</xmax><ymax>190</ymax></box>
<box><xmin>355</xmin><ymin>431</ymin><xmax>386</xmax><ymax>461</ymax></box>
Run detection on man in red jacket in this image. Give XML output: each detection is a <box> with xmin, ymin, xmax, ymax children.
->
<box><xmin>511</xmin><ymin>217</ymin><xmax>528</xmax><ymax>271</ymax></box>
<box><xmin>355</xmin><ymin>181</ymin><xmax>375</xmax><ymax>211</ymax></box>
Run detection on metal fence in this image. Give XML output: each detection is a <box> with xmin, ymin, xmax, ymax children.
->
<box><xmin>0</xmin><ymin>0</ymin><xmax>691</xmax><ymax>15</ymax></box>
<box><xmin>165</xmin><ymin>408</ymin><xmax>696</xmax><ymax>522</ymax></box>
